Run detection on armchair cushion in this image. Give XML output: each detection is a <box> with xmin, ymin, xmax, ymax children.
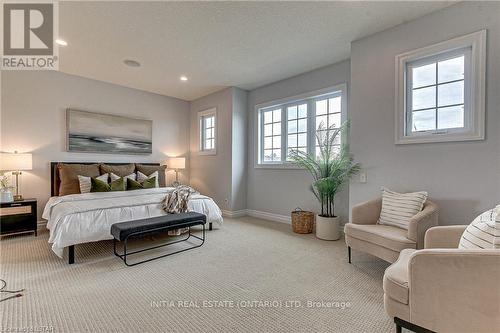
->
<box><xmin>459</xmin><ymin>207</ymin><xmax>500</xmax><ymax>249</ymax></box>
<box><xmin>344</xmin><ymin>223</ymin><xmax>416</xmax><ymax>252</ymax></box>
<box><xmin>383</xmin><ymin>248</ymin><xmax>415</xmax><ymax>304</ymax></box>
<box><xmin>378</xmin><ymin>187</ymin><xmax>427</xmax><ymax>230</ymax></box>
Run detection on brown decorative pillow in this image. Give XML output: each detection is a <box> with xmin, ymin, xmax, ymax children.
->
<box><xmin>58</xmin><ymin>163</ymin><xmax>100</xmax><ymax>196</ymax></box>
<box><xmin>135</xmin><ymin>164</ymin><xmax>167</xmax><ymax>187</ymax></box>
<box><xmin>100</xmin><ymin>163</ymin><xmax>135</xmax><ymax>177</ymax></box>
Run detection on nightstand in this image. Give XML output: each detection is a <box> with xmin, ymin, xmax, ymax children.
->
<box><xmin>0</xmin><ymin>199</ymin><xmax>37</xmax><ymax>237</ymax></box>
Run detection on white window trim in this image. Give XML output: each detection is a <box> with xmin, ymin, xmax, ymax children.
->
<box><xmin>395</xmin><ymin>30</ymin><xmax>486</xmax><ymax>144</ymax></box>
<box><xmin>198</xmin><ymin>108</ymin><xmax>217</xmax><ymax>155</ymax></box>
<box><xmin>254</xmin><ymin>83</ymin><xmax>347</xmax><ymax>169</ymax></box>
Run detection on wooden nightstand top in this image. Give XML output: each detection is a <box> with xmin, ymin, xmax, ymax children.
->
<box><xmin>1</xmin><ymin>198</ymin><xmax>37</xmax><ymax>206</ymax></box>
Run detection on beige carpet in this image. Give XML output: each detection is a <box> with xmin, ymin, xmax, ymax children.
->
<box><xmin>0</xmin><ymin>217</ymin><xmax>394</xmax><ymax>333</ymax></box>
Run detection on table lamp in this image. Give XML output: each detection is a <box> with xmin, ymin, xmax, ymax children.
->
<box><xmin>0</xmin><ymin>151</ymin><xmax>33</xmax><ymax>201</ymax></box>
<box><xmin>167</xmin><ymin>157</ymin><xmax>185</xmax><ymax>187</ymax></box>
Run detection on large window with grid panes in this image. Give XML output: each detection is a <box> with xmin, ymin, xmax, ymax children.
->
<box><xmin>256</xmin><ymin>86</ymin><xmax>346</xmax><ymax>167</ymax></box>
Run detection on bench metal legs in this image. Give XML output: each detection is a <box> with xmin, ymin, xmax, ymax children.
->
<box><xmin>66</xmin><ymin>221</ymin><xmax>212</xmax><ymax>265</ymax></box>
<box><xmin>348</xmin><ymin>246</ymin><xmax>351</xmax><ymax>264</ymax></box>
<box><xmin>113</xmin><ymin>223</ymin><xmax>206</xmax><ymax>266</ymax></box>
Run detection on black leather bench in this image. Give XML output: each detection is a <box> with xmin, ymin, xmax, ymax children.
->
<box><xmin>111</xmin><ymin>212</ymin><xmax>206</xmax><ymax>266</ymax></box>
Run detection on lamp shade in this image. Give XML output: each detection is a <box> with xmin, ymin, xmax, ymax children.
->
<box><xmin>168</xmin><ymin>157</ymin><xmax>185</xmax><ymax>170</ymax></box>
<box><xmin>0</xmin><ymin>152</ymin><xmax>33</xmax><ymax>171</ymax></box>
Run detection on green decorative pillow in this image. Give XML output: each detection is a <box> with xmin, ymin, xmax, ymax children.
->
<box><xmin>143</xmin><ymin>176</ymin><xmax>156</xmax><ymax>189</ymax></box>
<box><xmin>90</xmin><ymin>177</ymin><xmax>111</xmax><ymax>192</ymax></box>
<box><xmin>126</xmin><ymin>176</ymin><xmax>157</xmax><ymax>190</ymax></box>
<box><xmin>110</xmin><ymin>177</ymin><xmax>126</xmax><ymax>191</ymax></box>
<box><xmin>127</xmin><ymin>178</ymin><xmax>143</xmax><ymax>190</ymax></box>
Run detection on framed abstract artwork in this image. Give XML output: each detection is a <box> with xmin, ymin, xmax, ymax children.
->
<box><xmin>66</xmin><ymin>109</ymin><xmax>152</xmax><ymax>154</ymax></box>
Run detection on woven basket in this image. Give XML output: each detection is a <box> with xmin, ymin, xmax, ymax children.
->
<box><xmin>291</xmin><ymin>208</ymin><xmax>314</xmax><ymax>234</ymax></box>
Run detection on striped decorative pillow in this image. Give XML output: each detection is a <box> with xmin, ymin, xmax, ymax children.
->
<box><xmin>459</xmin><ymin>207</ymin><xmax>500</xmax><ymax>249</ymax></box>
<box><xmin>378</xmin><ymin>187</ymin><xmax>428</xmax><ymax>230</ymax></box>
<box><xmin>110</xmin><ymin>172</ymin><xmax>136</xmax><ymax>182</ymax></box>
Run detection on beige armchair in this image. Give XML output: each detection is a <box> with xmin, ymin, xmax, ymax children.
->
<box><xmin>344</xmin><ymin>198</ymin><xmax>438</xmax><ymax>263</ymax></box>
<box><xmin>384</xmin><ymin>226</ymin><xmax>500</xmax><ymax>333</ymax></box>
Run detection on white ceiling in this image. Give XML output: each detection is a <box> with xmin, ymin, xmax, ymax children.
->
<box><xmin>58</xmin><ymin>1</ymin><xmax>453</xmax><ymax>101</ymax></box>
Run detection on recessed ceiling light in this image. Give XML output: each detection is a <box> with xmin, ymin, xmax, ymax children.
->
<box><xmin>123</xmin><ymin>59</ymin><xmax>141</xmax><ymax>67</ymax></box>
<box><xmin>180</xmin><ymin>76</ymin><xmax>188</xmax><ymax>81</ymax></box>
<box><xmin>55</xmin><ymin>39</ymin><xmax>67</xmax><ymax>46</ymax></box>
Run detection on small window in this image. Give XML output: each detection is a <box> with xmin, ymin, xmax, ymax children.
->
<box><xmin>199</xmin><ymin>108</ymin><xmax>216</xmax><ymax>154</ymax></box>
<box><xmin>395</xmin><ymin>30</ymin><xmax>486</xmax><ymax>144</ymax></box>
<box><xmin>407</xmin><ymin>50</ymin><xmax>467</xmax><ymax>134</ymax></box>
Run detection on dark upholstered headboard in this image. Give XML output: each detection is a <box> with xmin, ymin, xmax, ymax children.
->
<box><xmin>50</xmin><ymin>162</ymin><xmax>160</xmax><ymax>197</ymax></box>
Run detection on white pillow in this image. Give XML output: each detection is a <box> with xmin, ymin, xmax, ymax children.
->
<box><xmin>378</xmin><ymin>187</ymin><xmax>428</xmax><ymax>230</ymax></box>
<box><xmin>109</xmin><ymin>172</ymin><xmax>136</xmax><ymax>182</ymax></box>
<box><xmin>78</xmin><ymin>173</ymin><xmax>109</xmax><ymax>194</ymax></box>
<box><xmin>137</xmin><ymin>171</ymin><xmax>159</xmax><ymax>188</ymax></box>
<box><xmin>459</xmin><ymin>206</ymin><xmax>500</xmax><ymax>249</ymax></box>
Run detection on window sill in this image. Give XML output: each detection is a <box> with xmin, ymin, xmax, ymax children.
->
<box><xmin>254</xmin><ymin>163</ymin><xmax>304</xmax><ymax>170</ymax></box>
<box><xmin>395</xmin><ymin>131</ymin><xmax>484</xmax><ymax>145</ymax></box>
<box><xmin>198</xmin><ymin>150</ymin><xmax>217</xmax><ymax>156</ymax></box>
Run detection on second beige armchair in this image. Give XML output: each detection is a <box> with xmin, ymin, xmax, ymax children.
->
<box><xmin>344</xmin><ymin>198</ymin><xmax>438</xmax><ymax>263</ymax></box>
<box><xmin>384</xmin><ymin>225</ymin><xmax>500</xmax><ymax>333</ymax></box>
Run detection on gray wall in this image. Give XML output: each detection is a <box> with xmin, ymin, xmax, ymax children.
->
<box><xmin>349</xmin><ymin>1</ymin><xmax>500</xmax><ymax>225</ymax></box>
<box><xmin>231</xmin><ymin>88</ymin><xmax>248</xmax><ymax>211</ymax></box>
<box><xmin>189</xmin><ymin>87</ymin><xmax>248</xmax><ymax>212</ymax></box>
<box><xmin>189</xmin><ymin>88</ymin><xmax>234</xmax><ymax>211</ymax></box>
<box><xmin>1</xmin><ymin>70</ymin><xmax>190</xmax><ymax>218</ymax></box>
<box><xmin>246</xmin><ymin>60</ymin><xmax>351</xmax><ymax>220</ymax></box>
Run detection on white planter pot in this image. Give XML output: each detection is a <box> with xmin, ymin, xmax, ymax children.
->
<box><xmin>0</xmin><ymin>190</ymin><xmax>14</xmax><ymax>203</ymax></box>
<box><xmin>316</xmin><ymin>215</ymin><xmax>341</xmax><ymax>241</ymax></box>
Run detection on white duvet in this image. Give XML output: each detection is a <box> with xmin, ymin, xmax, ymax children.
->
<box><xmin>42</xmin><ymin>187</ymin><xmax>223</xmax><ymax>258</ymax></box>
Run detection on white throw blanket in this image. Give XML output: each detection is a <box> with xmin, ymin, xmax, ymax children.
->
<box><xmin>163</xmin><ymin>186</ymin><xmax>199</xmax><ymax>235</ymax></box>
<box><xmin>42</xmin><ymin>187</ymin><xmax>223</xmax><ymax>257</ymax></box>
<box><xmin>163</xmin><ymin>186</ymin><xmax>199</xmax><ymax>214</ymax></box>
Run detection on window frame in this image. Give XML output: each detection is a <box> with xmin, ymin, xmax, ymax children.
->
<box><xmin>406</xmin><ymin>48</ymin><xmax>471</xmax><ymax>135</ymax></box>
<box><xmin>284</xmin><ymin>102</ymin><xmax>309</xmax><ymax>162</ymax></box>
<box><xmin>254</xmin><ymin>83</ymin><xmax>347</xmax><ymax>169</ymax></box>
<box><xmin>198</xmin><ymin>108</ymin><xmax>217</xmax><ymax>155</ymax></box>
<box><xmin>260</xmin><ymin>107</ymin><xmax>283</xmax><ymax>164</ymax></box>
<box><xmin>395</xmin><ymin>30</ymin><xmax>486</xmax><ymax>144</ymax></box>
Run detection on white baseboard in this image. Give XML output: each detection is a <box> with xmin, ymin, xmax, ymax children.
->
<box><xmin>222</xmin><ymin>209</ymin><xmax>291</xmax><ymax>224</ymax></box>
<box><xmin>245</xmin><ymin>209</ymin><xmax>291</xmax><ymax>224</ymax></box>
<box><xmin>222</xmin><ymin>210</ymin><xmax>247</xmax><ymax>218</ymax></box>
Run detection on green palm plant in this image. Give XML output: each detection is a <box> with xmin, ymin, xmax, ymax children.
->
<box><xmin>288</xmin><ymin>121</ymin><xmax>360</xmax><ymax>218</ymax></box>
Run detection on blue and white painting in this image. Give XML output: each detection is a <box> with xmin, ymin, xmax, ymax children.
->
<box><xmin>67</xmin><ymin>109</ymin><xmax>152</xmax><ymax>154</ymax></box>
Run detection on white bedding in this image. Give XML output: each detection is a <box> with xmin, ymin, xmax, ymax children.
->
<box><xmin>42</xmin><ymin>187</ymin><xmax>223</xmax><ymax>258</ymax></box>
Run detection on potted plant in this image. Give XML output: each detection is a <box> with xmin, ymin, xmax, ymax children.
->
<box><xmin>0</xmin><ymin>173</ymin><xmax>14</xmax><ymax>203</ymax></box>
<box><xmin>289</xmin><ymin>121</ymin><xmax>360</xmax><ymax>240</ymax></box>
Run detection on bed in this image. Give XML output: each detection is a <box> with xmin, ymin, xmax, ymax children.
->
<box><xmin>43</xmin><ymin>162</ymin><xmax>223</xmax><ymax>262</ymax></box>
